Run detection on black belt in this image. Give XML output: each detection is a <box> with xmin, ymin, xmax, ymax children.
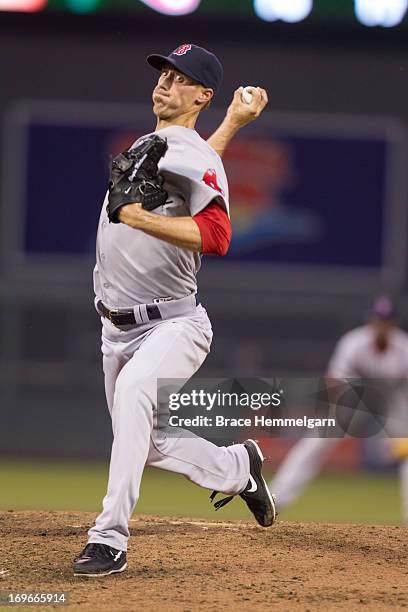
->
<box><xmin>97</xmin><ymin>295</ymin><xmax>200</xmax><ymax>328</ymax></box>
<box><xmin>97</xmin><ymin>300</ymin><xmax>161</xmax><ymax>327</ymax></box>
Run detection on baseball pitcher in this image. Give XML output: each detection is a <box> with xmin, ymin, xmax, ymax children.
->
<box><xmin>74</xmin><ymin>44</ymin><xmax>276</xmax><ymax>577</ymax></box>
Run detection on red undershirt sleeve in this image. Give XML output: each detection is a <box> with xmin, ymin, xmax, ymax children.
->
<box><xmin>192</xmin><ymin>202</ymin><xmax>232</xmax><ymax>256</ymax></box>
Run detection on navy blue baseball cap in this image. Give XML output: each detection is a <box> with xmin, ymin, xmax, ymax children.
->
<box><xmin>147</xmin><ymin>43</ymin><xmax>223</xmax><ymax>95</ymax></box>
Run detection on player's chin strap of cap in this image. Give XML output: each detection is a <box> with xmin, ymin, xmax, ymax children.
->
<box><xmin>95</xmin><ymin>293</ymin><xmax>200</xmax><ymax>328</ymax></box>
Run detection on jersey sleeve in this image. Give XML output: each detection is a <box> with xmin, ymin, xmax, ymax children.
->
<box><xmin>188</xmin><ymin>160</ymin><xmax>229</xmax><ymax>217</ymax></box>
<box><xmin>193</xmin><ymin>202</ymin><xmax>232</xmax><ymax>256</ymax></box>
<box><xmin>157</xmin><ymin>127</ymin><xmax>230</xmax><ymax>218</ymax></box>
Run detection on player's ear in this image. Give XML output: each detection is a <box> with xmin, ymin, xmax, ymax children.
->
<box><xmin>197</xmin><ymin>87</ymin><xmax>213</xmax><ymax>109</ymax></box>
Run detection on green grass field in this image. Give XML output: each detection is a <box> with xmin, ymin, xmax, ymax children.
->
<box><xmin>0</xmin><ymin>458</ymin><xmax>402</xmax><ymax>524</ymax></box>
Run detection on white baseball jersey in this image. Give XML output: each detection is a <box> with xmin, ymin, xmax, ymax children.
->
<box><xmin>327</xmin><ymin>325</ymin><xmax>408</xmax><ymax>378</ymax></box>
<box><xmin>328</xmin><ymin>324</ymin><xmax>408</xmax><ymax>437</ymax></box>
<box><xmin>93</xmin><ymin>125</ymin><xmax>229</xmax><ymax>308</ymax></box>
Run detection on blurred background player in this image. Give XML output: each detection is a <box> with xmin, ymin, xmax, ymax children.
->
<box><xmin>269</xmin><ymin>295</ymin><xmax>408</xmax><ymax>523</ymax></box>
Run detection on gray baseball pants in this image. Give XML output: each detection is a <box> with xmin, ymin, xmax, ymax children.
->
<box><xmin>88</xmin><ymin>304</ymin><xmax>250</xmax><ymax>551</ymax></box>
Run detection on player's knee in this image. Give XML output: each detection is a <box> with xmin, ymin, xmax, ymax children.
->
<box><xmin>114</xmin><ymin>372</ymin><xmax>153</xmax><ymax>412</ymax></box>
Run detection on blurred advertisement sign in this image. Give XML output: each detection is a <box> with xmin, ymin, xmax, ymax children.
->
<box><xmin>254</xmin><ymin>0</ymin><xmax>313</xmax><ymax>23</ymax></box>
<box><xmin>355</xmin><ymin>0</ymin><xmax>408</xmax><ymax>27</ymax></box>
<box><xmin>224</xmin><ymin>133</ymin><xmax>383</xmax><ymax>266</ymax></box>
<box><xmin>1</xmin><ymin>0</ymin><xmax>407</xmax><ymax>28</ymax></box>
<box><xmin>2</xmin><ymin>101</ymin><xmax>406</xmax><ymax>290</ymax></box>
<box><xmin>0</xmin><ymin>0</ymin><xmax>46</xmax><ymax>9</ymax></box>
<box><xmin>138</xmin><ymin>0</ymin><xmax>201</xmax><ymax>15</ymax></box>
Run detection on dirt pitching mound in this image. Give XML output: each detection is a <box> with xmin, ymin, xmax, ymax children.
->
<box><xmin>0</xmin><ymin>511</ymin><xmax>407</xmax><ymax>611</ymax></box>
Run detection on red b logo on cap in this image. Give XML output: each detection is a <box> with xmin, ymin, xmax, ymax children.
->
<box><xmin>173</xmin><ymin>44</ymin><xmax>192</xmax><ymax>56</ymax></box>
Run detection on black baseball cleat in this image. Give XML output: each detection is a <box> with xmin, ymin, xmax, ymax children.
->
<box><xmin>210</xmin><ymin>439</ymin><xmax>277</xmax><ymax>527</ymax></box>
<box><xmin>73</xmin><ymin>543</ymin><xmax>127</xmax><ymax>577</ymax></box>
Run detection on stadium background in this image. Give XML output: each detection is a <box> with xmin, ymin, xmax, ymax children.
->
<box><xmin>0</xmin><ymin>0</ymin><xmax>408</xmax><ymax>525</ymax></box>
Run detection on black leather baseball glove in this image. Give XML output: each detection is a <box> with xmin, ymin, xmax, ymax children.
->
<box><xmin>107</xmin><ymin>134</ymin><xmax>169</xmax><ymax>223</ymax></box>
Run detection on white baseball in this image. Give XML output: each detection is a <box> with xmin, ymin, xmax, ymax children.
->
<box><xmin>241</xmin><ymin>86</ymin><xmax>253</xmax><ymax>105</ymax></box>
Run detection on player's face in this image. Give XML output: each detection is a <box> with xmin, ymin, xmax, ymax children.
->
<box><xmin>152</xmin><ymin>64</ymin><xmax>212</xmax><ymax>119</ymax></box>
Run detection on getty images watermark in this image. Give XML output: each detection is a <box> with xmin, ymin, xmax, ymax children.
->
<box><xmin>167</xmin><ymin>388</ymin><xmax>334</xmax><ymax>430</ymax></box>
<box><xmin>155</xmin><ymin>377</ymin><xmax>408</xmax><ymax>441</ymax></box>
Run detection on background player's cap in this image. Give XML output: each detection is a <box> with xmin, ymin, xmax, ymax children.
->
<box><xmin>370</xmin><ymin>295</ymin><xmax>396</xmax><ymax>320</ymax></box>
<box><xmin>147</xmin><ymin>44</ymin><xmax>223</xmax><ymax>95</ymax></box>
